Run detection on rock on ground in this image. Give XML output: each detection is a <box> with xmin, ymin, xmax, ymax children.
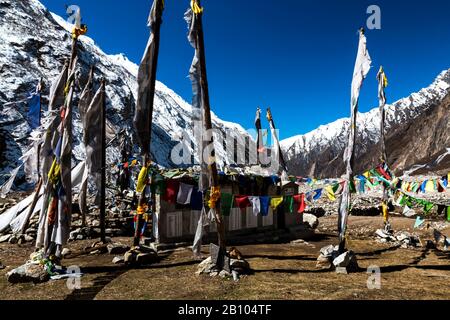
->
<box><xmin>332</xmin><ymin>251</ymin><xmax>359</xmax><ymax>272</ymax></box>
<box><xmin>303</xmin><ymin>214</ymin><xmax>319</xmax><ymax>229</ymax></box>
<box><xmin>112</xmin><ymin>256</ymin><xmax>125</xmax><ymax>264</ymax></box>
<box><xmin>6</xmin><ymin>263</ymin><xmax>50</xmax><ymax>284</ymax></box>
<box><xmin>107</xmin><ymin>243</ymin><xmax>130</xmax><ymax>255</ymax></box>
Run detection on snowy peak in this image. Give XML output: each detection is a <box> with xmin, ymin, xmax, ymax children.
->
<box><xmin>0</xmin><ymin>0</ymin><xmax>255</xmax><ymax>185</ymax></box>
<box><xmin>281</xmin><ymin>68</ymin><xmax>450</xmax><ymax>177</ymax></box>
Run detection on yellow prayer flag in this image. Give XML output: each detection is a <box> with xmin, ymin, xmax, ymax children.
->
<box><xmin>383</xmin><ymin>72</ymin><xmax>388</xmax><ymax>88</ymax></box>
<box><xmin>270</xmin><ymin>197</ymin><xmax>284</xmax><ymax>210</ymax></box>
<box><xmin>136</xmin><ymin>166</ymin><xmax>149</xmax><ymax>193</ymax></box>
<box><xmin>425</xmin><ymin>180</ymin><xmax>435</xmax><ymax>193</ymax></box>
<box><xmin>325</xmin><ymin>186</ymin><xmax>336</xmax><ymax>201</ymax></box>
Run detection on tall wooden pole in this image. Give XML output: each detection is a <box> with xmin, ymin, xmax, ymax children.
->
<box><xmin>195</xmin><ymin>0</ymin><xmax>226</xmax><ymax>250</ymax></box>
<box><xmin>69</xmin><ymin>37</ymin><xmax>78</xmax><ymax>73</ymax></box>
<box><xmin>100</xmin><ymin>79</ymin><xmax>107</xmax><ymax>243</ymax></box>
<box><xmin>267</xmin><ymin>107</ymin><xmax>288</xmax><ymax>175</ymax></box>
<box><xmin>133</xmin><ymin>0</ymin><xmax>163</xmax><ymax>247</ymax></box>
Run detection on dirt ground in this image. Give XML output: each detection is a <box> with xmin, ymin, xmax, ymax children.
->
<box><xmin>0</xmin><ymin>215</ymin><xmax>449</xmax><ymax>300</ymax></box>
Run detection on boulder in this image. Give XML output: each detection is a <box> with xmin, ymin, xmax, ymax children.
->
<box><xmin>0</xmin><ymin>234</ymin><xmax>11</xmax><ymax>243</ymax></box>
<box><xmin>375</xmin><ymin>229</ymin><xmax>390</xmax><ymax>238</ymax></box>
<box><xmin>6</xmin><ymin>263</ymin><xmax>49</xmax><ymax>284</ymax></box>
<box><xmin>396</xmin><ymin>232</ymin><xmax>410</xmax><ymax>242</ymax></box>
<box><xmin>316</xmin><ymin>254</ymin><xmax>332</xmax><ymax>270</ymax></box>
<box><xmin>319</xmin><ymin>245</ymin><xmax>339</xmax><ymax>258</ymax></box>
<box><xmin>8</xmin><ymin>235</ymin><xmax>18</xmax><ymax>244</ymax></box>
<box><xmin>198</xmin><ymin>256</ymin><xmax>213</xmax><ymax>269</ymax></box>
<box><xmin>332</xmin><ymin>251</ymin><xmax>359</xmax><ymax>272</ymax></box>
<box><xmin>209</xmin><ymin>271</ymin><xmax>219</xmax><ymax>277</ymax></box>
<box><xmin>196</xmin><ymin>257</ymin><xmax>215</xmax><ymax>275</ymax></box>
<box><xmin>124</xmin><ymin>251</ymin><xmax>137</xmax><ymax>264</ymax></box>
<box><xmin>23</xmin><ymin>235</ymin><xmax>34</xmax><ymax>243</ymax></box>
<box><xmin>112</xmin><ymin>256</ymin><xmax>125</xmax><ymax>264</ymax></box>
<box><xmin>107</xmin><ymin>243</ymin><xmax>130</xmax><ymax>255</ymax></box>
<box><xmin>219</xmin><ymin>270</ymin><xmax>232</xmax><ymax>278</ymax></box>
<box><xmin>303</xmin><ymin>214</ymin><xmax>319</xmax><ymax>229</ymax></box>
<box><xmin>25</xmin><ymin>228</ymin><xmax>37</xmax><ymax>234</ymax></box>
<box><xmin>91</xmin><ymin>220</ymin><xmax>100</xmax><ymax>227</ymax></box>
<box><xmin>61</xmin><ymin>248</ymin><xmax>71</xmax><ymax>258</ymax></box>
<box><xmin>335</xmin><ymin>267</ymin><xmax>348</xmax><ymax>274</ymax></box>
<box><xmin>136</xmin><ymin>252</ymin><xmax>158</xmax><ymax>265</ymax></box>
<box><xmin>230</xmin><ymin>259</ymin><xmax>250</xmax><ymax>271</ymax></box>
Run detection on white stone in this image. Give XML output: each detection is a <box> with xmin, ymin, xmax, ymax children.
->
<box><xmin>335</xmin><ymin>267</ymin><xmax>348</xmax><ymax>274</ymax></box>
<box><xmin>319</xmin><ymin>245</ymin><xmax>335</xmax><ymax>257</ymax></box>
<box><xmin>303</xmin><ymin>214</ymin><xmax>319</xmax><ymax>229</ymax></box>
<box><xmin>0</xmin><ymin>234</ymin><xmax>11</xmax><ymax>243</ymax></box>
<box><xmin>375</xmin><ymin>229</ymin><xmax>389</xmax><ymax>238</ymax></box>
<box><xmin>61</xmin><ymin>248</ymin><xmax>71</xmax><ymax>258</ymax></box>
<box><xmin>112</xmin><ymin>256</ymin><xmax>125</xmax><ymax>264</ymax></box>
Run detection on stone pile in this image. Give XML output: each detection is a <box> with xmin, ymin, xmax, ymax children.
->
<box><xmin>120</xmin><ymin>246</ymin><xmax>159</xmax><ymax>265</ymax></box>
<box><xmin>316</xmin><ymin>245</ymin><xmax>359</xmax><ymax>274</ymax></box>
<box><xmin>196</xmin><ymin>244</ymin><xmax>251</xmax><ymax>281</ymax></box>
<box><xmin>6</xmin><ymin>262</ymin><xmax>49</xmax><ymax>284</ymax></box>
<box><xmin>375</xmin><ymin>229</ymin><xmax>421</xmax><ymax>248</ymax></box>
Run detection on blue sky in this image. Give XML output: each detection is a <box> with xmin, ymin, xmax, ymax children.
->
<box><xmin>41</xmin><ymin>0</ymin><xmax>450</xmax><ymax>140</ymax></box>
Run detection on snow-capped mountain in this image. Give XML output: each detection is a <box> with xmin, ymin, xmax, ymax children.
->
<box><xmin>0</xmin><ymin>0</ymin><xmax>254</xmax><ymax>185</ymax></box>
<box><xmin>281</xmin><ymin>69</ymin><xmax>450</xmax><ymax>178</ymax></box>
<box><xmin>1</xmin><ymin>0</ymin><xmax>449</xmax><ymax>187</ymax></box>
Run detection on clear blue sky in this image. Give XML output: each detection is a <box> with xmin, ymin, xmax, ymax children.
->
<box><xmin>41</xmin><ymin>0</ymin><xmax>450</xmax><ymax>140</ymax></box>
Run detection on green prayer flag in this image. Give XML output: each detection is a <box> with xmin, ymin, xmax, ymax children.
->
<box><xmin>424</xmin><ymin>202</ymin><xmax>434</xmax><ymax>214</ymax></box>
<box><xmin>284</xmin><ymin>195</ymin><xmax>294</xmax><ymax>213</ymax></box>
<box><xmin>349</xmin><ymin>179</ymin><xmax>356</xmax><ymax>194</ymax></box>
<box><xmin>152</xmin><ymin>174</ymin><xmax>166</xmax><ymax>195</ymax></box>
<box><xmin>447</xmin><ymin>206</ymin><xmax>450</xmax><ymax>221</ymax></box>
<box><xmin>365</xmin><ymin>179</ymin><xmax>374</xmax><ymax>189</ymax></box>
<box><xmin>332</xmin><ymin>183</ymin><xmax>339</xmax><ymax>193</ymax></box>
<box><xmin>220</xmin><ymin>193</ymin><xmax>233</xmax><ymax>216</ymax></box>
<box><xmin>399</xmin><ymin>195</ymin><xmax>407</xmax><ymax>206</ymax></box>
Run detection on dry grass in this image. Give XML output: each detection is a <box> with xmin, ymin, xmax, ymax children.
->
<box><xmin>0</xmin><ymin>216</ymin><xmax>449</xmax><ymax>300</ymax></box>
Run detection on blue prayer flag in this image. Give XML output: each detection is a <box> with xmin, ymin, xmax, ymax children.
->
<box><xmin>313</xmin><ymin>189</ymin><xmax>322</xmax><ymax>201</ymax></box>
<box><xmin>260</xmin><ymin>196</ymin><xmax>270</xmax><ymax>216</ymax></box>
<box><xmin>27</xmin><ymin>93</ymin><xmax>41</xmax><ymax>129</ymax></box>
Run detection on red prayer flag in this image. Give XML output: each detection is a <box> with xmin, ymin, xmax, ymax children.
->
<box><xmin>293</xmin><ymin>194</ymin><xmax>306</xmax><ymax>214</ymax></box>
<box><xmin>234</xmin><ymin>195</ymin><xmax>250</xmax><ymax>209</ymax></box>
<box><xmin>163</xmin><ymin>180</ymin><xmax>179</xmax><ymax>204</ymax></box>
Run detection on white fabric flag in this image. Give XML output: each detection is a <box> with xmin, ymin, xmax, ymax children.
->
<box><xmin>0</xmin><ymin>193</ymin><xmax>35</xmax><ymax>233</ymax></box>
<box><xmin>338</xmin><ymin>30</ymin><xmax>372</xmax><ymax>246</ymax></box>
<box><xmin>248</xmin><ymin>196</ymin><xmax>261</xmax><ymax>216</ymax></box>
<box><xmin>48</xmin><ymin>62</ymin><xmax>68</xmax><ymax>111</ymax></box>
<box><xmin>177</xmin><ymin>183</ymin><xmax>194</xmax><ymax>205</ymax></box>
<box><xmin>192</xmin><ymin>206</ymin><xmax>210</xmax><ymax>258</ymax></box>
<box><xmin>0</xmin><ymin>165</ymin><xmax>22</xmax><ymax>199</ymax></box>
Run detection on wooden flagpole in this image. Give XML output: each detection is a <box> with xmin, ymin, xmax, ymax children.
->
<box><xmin>194</xmin><ymin>0</ymin><xmax>226</xmax><ymax>250</ymax></box>
<box><xmin>133</xmin><ymin>0</ymin><xmax>164</xmax><ymax>247</ymax></box>
<box><xmin>100</xmin><ymin>79</ymin><xmax>107</xmax><ymax>243</ymax></box>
